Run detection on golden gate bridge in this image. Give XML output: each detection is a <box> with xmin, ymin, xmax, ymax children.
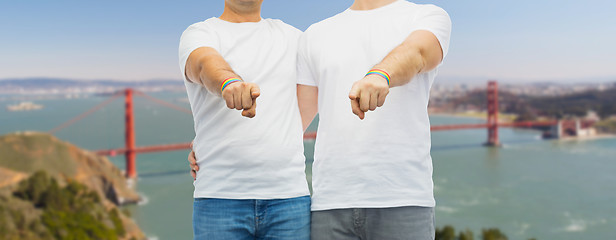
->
<box><xmin>47</xmin><ymin>81</ymin><xmax>571</xmax><ymax>179</ymax></box>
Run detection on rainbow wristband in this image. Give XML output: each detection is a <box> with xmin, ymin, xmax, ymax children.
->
<box><xmin>365</xmin><ymin>69</ymin><xmax>391</xmax><ymax>86</ymax></box>
<box><xmin>221</xmin><ymin>77</ymin><xmax>242</xmax><ymax>92</ymax></box>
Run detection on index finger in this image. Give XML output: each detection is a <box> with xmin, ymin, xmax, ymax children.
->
<box><xmin>351</xmin><ymin>98</ymin><xmax>364</xmax><ymax>120</ymax></box>
<box><xmin>349</xmin><ymin>85</ymin><xmax>360</xmax><ymax>100</ymax></box>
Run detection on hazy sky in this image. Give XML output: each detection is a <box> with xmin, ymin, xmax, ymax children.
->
<box><xmin>1</xmin><ymin>0</ymin><xmax>615</xmax><ymax>83</ymax></box>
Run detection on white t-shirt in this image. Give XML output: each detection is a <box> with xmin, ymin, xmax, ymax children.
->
<box><xmin>179</xmin><ymin>17</ymin><xmax>309</xmax><ymax>199</ymax></box>
<box><xmin>297</xmin><ymin>0</ymin><xmax>451</xmax><ymax>210</ymax></box>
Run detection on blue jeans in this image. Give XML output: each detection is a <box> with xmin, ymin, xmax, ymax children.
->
<box><xmin>193</xmin><ymin>196</ymin><xmax>311</xmax><ymax>240</ymax></box>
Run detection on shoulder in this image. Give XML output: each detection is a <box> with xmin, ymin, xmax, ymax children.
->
<box><xmin>182</xmin><ymin>18</ymin><xmax>218</xmax><ymax>34</ymax></box>
<box><xmin>391</xmin><ymin>1</ymin><xmax>447</xmax><ymax>15</ymax></box>
<box><xmin>265</xmin><ymin>18</ymin><xmax>302</xmax><ymax>36</ymax></box>
<box><xmin>391</xmin><ymin>2</ymin><xmax>449</xmax><ymax>26</ymax></box>
<box><xmin>303</xmin><ymin>11</ymin><xmax>346</xmax><ymax>36</ymax></box>
<box><xmin>411</xmin><ymin>2</ymin><xmax>448</xmax><ymax>16</ymax></box>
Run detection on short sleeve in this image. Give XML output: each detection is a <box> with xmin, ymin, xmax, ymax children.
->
<box><xmin>178</xmin><ymin>22</ymin><xmax>220</xmax><ymax>82</ymax></box>
<box><xmin>412</xmin><ymin>5</ymin><xmax>452</xmax><ymax>59</ymax></box>
<box><xmin>296</xmin><ymin>32</ymin><xmax>317</xmax><ymax>86</ymax></box>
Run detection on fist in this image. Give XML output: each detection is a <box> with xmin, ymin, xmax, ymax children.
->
<box><xmin>348</xmin><ymin>75</ymin><xmax>389</xmax><ymax>120</ymax></box>
<box><xmin>222</xmin><ymin>82</ymin><xmax>260</xmax><ymax>118</ymax></box>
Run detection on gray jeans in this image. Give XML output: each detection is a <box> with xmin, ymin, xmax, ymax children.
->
<box><xmin>311</xmin><ymin>206</ymin><xmax>435</xmax><ymax>240</ymax></box>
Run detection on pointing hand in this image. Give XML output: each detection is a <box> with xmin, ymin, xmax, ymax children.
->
<box><xmin>348</xmin><ymin>75</ymin><xmax>389</xmax><ymax>120</ymax></box>
<box><xmin>222</xmin><ymin>82</ymin><xmax>260</xmax><ymax>118</ymax></box>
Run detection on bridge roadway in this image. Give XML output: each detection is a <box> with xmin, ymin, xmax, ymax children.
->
<box><xmin>93</xmin><ymin>120</ymin><xmax>558</xmax><ymax>156</ymax></box>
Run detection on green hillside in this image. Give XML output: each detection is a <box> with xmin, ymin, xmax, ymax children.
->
<box><xmin>0</xmin><ymin>132</ymin><xmax>145</xmax><ymax>240</ymax></box>
<box><xmin>0</xmin><ymin>133</ymin><xmax>76</xmax><ymax>176</ymax></box>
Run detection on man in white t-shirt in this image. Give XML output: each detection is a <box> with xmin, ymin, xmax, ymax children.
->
<box><xmin>296</xmin><ymin>0</ymin><xmax>451</xmax><ymax>239</ymax></box>
<box><xmin>178</xmin><ymin>0</ymin><xmax>310</xmax><ymax>239</ymax></box>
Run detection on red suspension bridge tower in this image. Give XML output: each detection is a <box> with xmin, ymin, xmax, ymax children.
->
<box><xmin>124</xmin><ymin>89</ymin><xmax>137</xmax><ymax>179</ymax></box>
<box><xmin>485</xmin><ymin>80</ymin><xmax>500</xmax><ymax>146</ymax></box>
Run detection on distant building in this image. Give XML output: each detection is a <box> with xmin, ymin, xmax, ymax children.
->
<box><xmin>584</xmin><ymin>110</ymin><xmax>601</xmax><ymax>122</ymax></box>
<box><xmin>6</xmin><ymin>102</ymin><xmax>44</xmax><ymax>111</ymax></box>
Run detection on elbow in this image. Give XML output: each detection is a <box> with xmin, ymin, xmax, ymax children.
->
<box><xmin>195</xmin><ymin>64</ymin><xmax>207</xmax><ymax>85</ymax></box>
<box><xmin>417</xmin><ymin>47</ymin><xmax>442</xmax><ymax>73</ymax></box>
<box><xmin>418</xmin><ymin>43</ymin><xmax>444</xmax><ymax>73</ymax></box>
<box><xmin>185</xmin><ymin>57</ymin><xmax>204</xmax><ymax>85</ymax></box>
<box><xmin>417</xmin><ymin>51</ymin><xmax>428</xmax><ymax>74</ymax></box>
<box><xmin>409</xmin><ymin>48</ymin><xmax>426</xmax><ymax>74</ymax></box>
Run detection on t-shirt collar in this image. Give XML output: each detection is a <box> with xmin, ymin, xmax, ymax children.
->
<box><xmin>212</xmin><ymin>17</ymin><xmax>264</xmax><ymax>25</ymax></box>
<box><xmin>345</xmin><ymin>0</ymin><xmax>402</xmax><ymax>14</ymax></box>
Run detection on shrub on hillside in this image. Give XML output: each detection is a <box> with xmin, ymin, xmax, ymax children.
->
<box><xmin>9</xmin><ymin>170</ymin><xmax>128</xmax><ymax>239</ymax></box>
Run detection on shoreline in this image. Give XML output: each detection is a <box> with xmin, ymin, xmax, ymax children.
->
<box><xmin>430</xmin><ymin>113</ymin><xmax>616</xmax><ymax>140</ymax></box>
<box><xmin>557</xmin><ymin>133</ymin><xmax>616</xmax><ymax>142</ymax></box>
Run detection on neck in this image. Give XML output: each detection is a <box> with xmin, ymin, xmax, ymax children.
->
<box><xmin>350</xmin><ymin>0</ymin><xmax>397</xmax><ymax>10</ymax></box>
<box><xmin>220</xmin><ymin>3</ymin><xmax>261</xmax><ymax>23</ymax></box>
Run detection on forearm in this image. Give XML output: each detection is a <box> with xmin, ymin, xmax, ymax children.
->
<box><xmin>372</xmin><ymin>30</ymin><xmax>443</xmax><ymax>88</ymax></box>
<box><xmin>297</xmin><ymin>84</ymin><xmax>318</xmax><ymax>132</ymax></box>
<box><xmin>185</xmin><ymin>47</ymin><xmax>241</xmax><ymax>95</ymax></box>
<box><xmin>373</xmin><ymin>46</ymin><xmax>424</xmax><ymax>88</ymax></box>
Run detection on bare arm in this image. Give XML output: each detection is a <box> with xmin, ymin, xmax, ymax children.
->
<box><xmin>349</xmin><ymin>30</ymin><xmax>444</xmax><ymax>119</ymax></box>
<box><xmin>297</xmin><ymin>84</ymin><xmax>318</xmax><ymax>132</ymax></box>
<box><xmin>185</xmin><ymin>47</ymin><xmax>260</xmax><ymax>118</ymax></box>
<box><xmin>375</xmin><ymin>30</ymin><xmax>443</xmax><ymax>87</ymax></box>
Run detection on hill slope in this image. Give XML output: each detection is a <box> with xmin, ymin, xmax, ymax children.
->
<box><xmin>0</xmin><ymin>132</ymin><xmax>140</xmax><ymax>205</ymax></box>
<box><xmin>0</xmin><ymin>132</ymin><xmax>145</xmax><ymax>239</ymax></box>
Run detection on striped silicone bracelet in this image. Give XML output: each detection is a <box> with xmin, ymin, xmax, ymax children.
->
<box><xmin>221</xmin><ymin>78</ymin><xmax>242</xmax><ymax>92</ymax></box>
<box><xmin>366</xmin><ymin>69</ymin><xmax>391</xmax><ymax>86</ymax></box>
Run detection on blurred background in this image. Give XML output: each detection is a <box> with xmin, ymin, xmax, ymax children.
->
<box><xmin>1</xmin><ymin>0</ymin><xmax>615</xmax><ymax>239</ymax></box>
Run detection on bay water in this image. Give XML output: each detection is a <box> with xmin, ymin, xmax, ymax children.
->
<box><xmin>1</xmin><ymin>92</ymin><xmax>614</xmax><ymax>240</ymax></box>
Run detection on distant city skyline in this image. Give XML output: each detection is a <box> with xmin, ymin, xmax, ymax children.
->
<box><xmin>1</xmin><ymin>0</ymin><xmax>615</xmax><ymax>83</ymax></box>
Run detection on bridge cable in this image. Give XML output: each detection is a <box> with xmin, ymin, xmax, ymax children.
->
<box><xmin>133</xmin><ymin>91</ymin><xmax>193</xmax><ymax>115</ymax></box>
<box><xmin>48</xmin><ymin>92</ymin><xmax>122</xmax><ymax>134</ymax></box>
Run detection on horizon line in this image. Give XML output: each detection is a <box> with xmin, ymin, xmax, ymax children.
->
<box><xmin>0</xmin><ymin>76</ymin><xmax>615</xmax><ymax>85</ymax></box>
